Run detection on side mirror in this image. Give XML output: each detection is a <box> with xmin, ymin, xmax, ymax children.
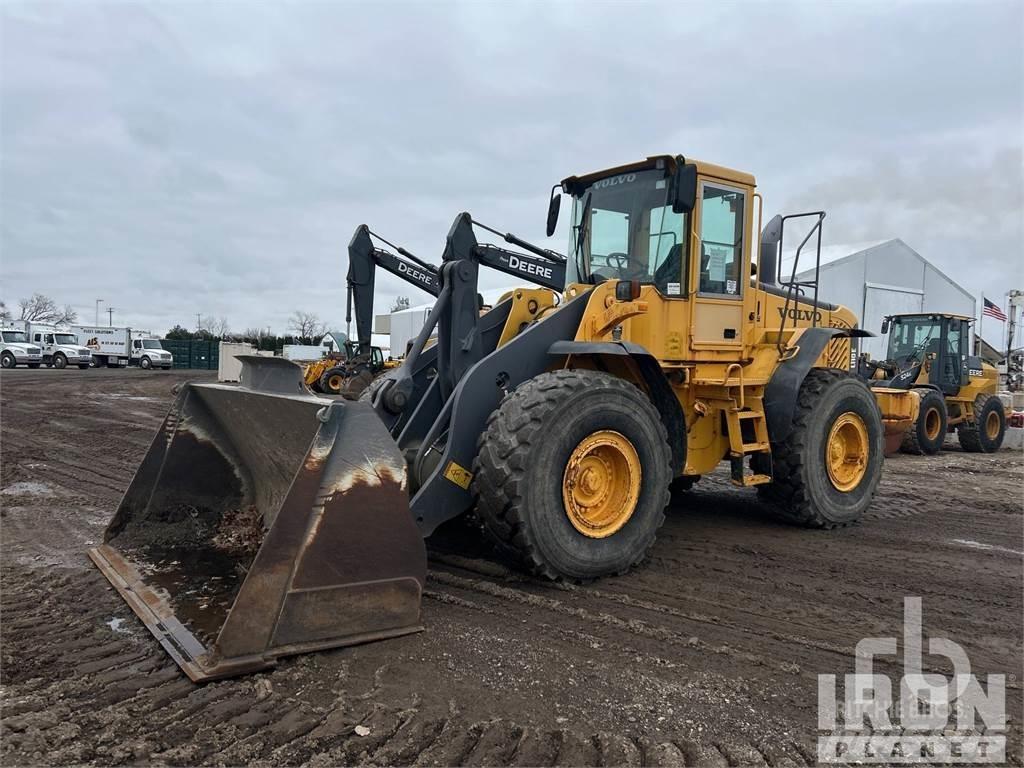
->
<box><xmin>545</xmin><ymin>189</ymin><xmax>561</xmax><ymax>237</ymax></box>
<box><xmin>671</xmin><ymin>163</ymin><xmax>698</xmax><ymax>214</ymax></box>
<box><xmin>880</xmin><ymin>318</ymin><xmax>890</xmax><ymax>334</ymax></box>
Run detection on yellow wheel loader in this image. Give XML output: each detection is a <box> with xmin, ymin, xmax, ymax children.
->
<box><xmin>90</xmin><ymin>154</ymin><xmax>886</xmax><ymax>681</ymax></box>
<box><xmin>857</xmin><ymin>313</ymin><xmax>1007</xmax><ymax>454</ymax></box>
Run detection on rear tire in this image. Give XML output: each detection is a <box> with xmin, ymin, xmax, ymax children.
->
<box><xmin>957</xmin><ymin>393</ymin><xmax>1006</xmax><ymax>453</ymax></box>
<box><xmin>900</xmin><ymin>389</ymin><xmax>947</xmax><ymax>455</ymax></box>
<box><xmin>473</xmin><ymin>370</ymin><xmax>672</xmax><ymax>580</ymax></box>
<box><xmin>1</xmin><ymin>352</ymin><xmax>16</xmax><ymax>369</ymax></box>
<box><xmin>53</xmin><ymin>353</ymin><xmax>67</xmax><ymax>369</ymax></box>
<box><xmin>759</xmin><ymin>369</ymin><xmax>883</xmax><ymax>528</ymax></box>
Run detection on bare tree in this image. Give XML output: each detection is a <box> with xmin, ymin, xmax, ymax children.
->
<box><xmin>0</xmin><ymin>301</ymin><xmax>11</xmax><ymax>323</ymax></box>
<box><xmin>202</xmin><ymin>315</ymin><xmax>231</xmax><ymax>339</ymax></box>
<box><xmin>17</xmin><ymin>293</ymin><xmax>78</xmax><ymax>324</ymax></box>
<box><xmin>289</xmin><ymin>311</ymin><xmax>326</xmax><ymax>345</ymax></box>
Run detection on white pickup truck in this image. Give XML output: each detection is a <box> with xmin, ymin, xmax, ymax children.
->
<box><xmin>0</xmin><ymin>326</ymin><xmax>44</xmax><ymax>369</ymax></box>
<box><xmin>23</xmin><ymin>322</ymin><xmax>92</xmax><ymax>369</ymax></box>
<box><xmin>72</xmin><ymin>325</ymin><xmax>173</xmax><ymax>369</ymax></box>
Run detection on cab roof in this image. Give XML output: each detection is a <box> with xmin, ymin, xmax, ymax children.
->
<box><xmin>890</xmin><ymin>312</ymin><xmax>973</xmax><ymax>321</ymax></box>
<box><xmin>561</xmin><ymin>154</ymin><xmax>755</xmax><ymax>192</ymax></box>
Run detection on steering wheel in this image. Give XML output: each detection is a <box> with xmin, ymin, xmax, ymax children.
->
<box><xmin>607</xmin><ymin>252</ymin><xmax>629</xmax><ymax>270</ymax></box>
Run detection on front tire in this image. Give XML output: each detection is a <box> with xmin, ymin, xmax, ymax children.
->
<box><xmin>140</xmin><ymin>356</ymin><xmax>152</xmax><ymax>370</ymax></box>
<box><xmin>473</xmin><ymin>370</ymin><xmax>672</xmax><ymax>580</ymax></box>
<box><xmin>53</xmin><ymin>353</ymin><xmax>67</xmax><ymax>370</ymax></box>
<box><xmin>900</xmin><ymin>388</ymin><xmax>947</xmax><ymax>455</ymax></box>
<box><xmin>958</xmin><ymin>393</ymin><xmax>1006</xmax><ymax>453</ymax></box>
<box><xmin>1</xmin><ymin>352</ymin><xmax>15</xmax><ymax>369</ymax></box>
<box><xmin>318</xmin><ymin>366</ymin><xmax>348</xmax><ymax>395</ymax></box>
<box><xmin>759</xmin><ymin>369</ymin><xmax>883</xmax><ymax>528</ymax></box>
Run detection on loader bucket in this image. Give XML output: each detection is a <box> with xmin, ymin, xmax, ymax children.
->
<box><xmin>88</xmin><ymin>356</ymin><xmax>426</xmax><ymax>682</ymax></box>
<box><xmin>872</xmin><ymin>387</ymin><xmax>921</xmax><ymax>456</ymax></box>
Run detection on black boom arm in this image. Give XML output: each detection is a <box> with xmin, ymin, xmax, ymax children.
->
<box><xmin>347</xmin><ymin>225</ymin><xmax>441</xmax><ymax>349</ymax></box>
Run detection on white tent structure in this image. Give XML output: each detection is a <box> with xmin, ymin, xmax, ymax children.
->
<box><xmin>791</xmin><ymin>239</ymin><xmax>975</xmax><ymax>360</ymax></box>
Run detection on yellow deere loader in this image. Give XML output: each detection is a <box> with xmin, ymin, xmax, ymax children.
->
<box><xmin>857</xmin><ymin>313</ymin><xmax>1007</xmax><ymax>454</ymax></box>
<box><xmin>91</xmin><ymin>154</ymin><xmax>886</xmax><ymax>681</ymax></box>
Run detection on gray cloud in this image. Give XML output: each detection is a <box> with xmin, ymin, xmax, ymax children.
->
<box><xmin>2</xmin><ymin>1</ymin><xmax>1021</xmax><ymax>337</ymax></box>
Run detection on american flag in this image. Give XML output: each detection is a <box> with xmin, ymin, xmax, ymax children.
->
<box><xmin>983</xmin><ymin>297</ymin><xmax>1007</xmax><ymax>322</ymax></box>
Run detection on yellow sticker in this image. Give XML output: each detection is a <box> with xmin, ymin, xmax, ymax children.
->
<box><xmin>443</xmin><ymin>461</ymin><xmax>473</xmax><ymax>490</ymax></box>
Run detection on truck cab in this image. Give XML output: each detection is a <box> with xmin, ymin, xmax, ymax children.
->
<box><xmin>26</xmin><ymin>323</ymin><xmax>92</xmax><ymax>370</ymax></box>
<box><xmin>131</xmin><ymin>336</ymin><xmax>173</xmax><ymax>370</ymax></box>
<box><xmin>1</xmin><ymin>327</ymin><xmax>43</xmax><ymax>369</ymax></box>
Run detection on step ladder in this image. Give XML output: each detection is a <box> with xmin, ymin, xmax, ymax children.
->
<box><xmin>725</xmin><ymin>406</ymin><xmax>772</xmax><ymax>487</ymax></box>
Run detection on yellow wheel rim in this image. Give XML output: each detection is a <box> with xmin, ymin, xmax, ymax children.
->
<box><xmin>826</xmin><ymin>412</ymin><xmax>869</xmax><ymax>492</ymax></box>
<box><xmin>562</xmin><ymin>430</ymin><xmax>641</xmax><ymax>538</ymax></box>
<box><xmin>327</xmin><ymin>374</ymin><xmax>344</xmax><ymax>391</ymax></box>
<box><xmin>985</xmin><ymin>410</ymin><xmax>1000</xmax><ymax>439</ymax></box>
<box><xmin>924</xmin><ymin>407</ymin><xmax>942</xmax><ymax>440</ymax></box>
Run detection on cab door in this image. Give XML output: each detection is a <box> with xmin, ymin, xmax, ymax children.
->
<box><xmin>689</xmin><ymin>180</ymin><xmax>749</xmax><ymax>353</ymax></box>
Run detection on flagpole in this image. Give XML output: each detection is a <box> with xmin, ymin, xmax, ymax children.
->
<box><xmin>979</xmin><ymin>293</ymin><xmax>984</xmax><ymax>351</ymax></box>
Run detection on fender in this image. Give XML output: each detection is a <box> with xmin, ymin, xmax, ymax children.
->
<box><xmin>548</xmin><ymin>340</ymin><xmax>686</xmax><ymax>474</ymax></box>
<box><xmin>764</xmin><ymin>327</ymin><xmax>872</xmax><ymax>443</ymax></box>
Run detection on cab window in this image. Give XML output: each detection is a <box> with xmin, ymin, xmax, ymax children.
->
<box><xmin>698</xmin><ymin>185</ymin><xmax>745</xmax><ymax>297</ymax></box>
<box><xmin>133</xmin><ymin>340</ymin><xmax>141</xmax><ymax>349</ymax></box>
<box><xmin>45</xmin><ymin>333</ymin><xmax>54</xmax><ymax>344</ymax></box>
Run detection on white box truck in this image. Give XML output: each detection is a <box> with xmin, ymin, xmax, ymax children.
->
<box><xmin>72</xmin><ymin>326</ymin><xmax>173</xmax><ymax>369</ymax></box>
<box><xmin>1</xmin><ymin>326</ymin><xmax>44</xmax><ymax>369</ymax></box>
<box><xmin>23</xmin><ymin>321</ymin><xmax>93</xmax><ymax>369</ymax></box>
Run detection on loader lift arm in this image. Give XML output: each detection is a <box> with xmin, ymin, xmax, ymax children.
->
<box><xmin>346</xmin><ymin>224</ymin><xmax>441</xmax><ymax>353</ymax></box>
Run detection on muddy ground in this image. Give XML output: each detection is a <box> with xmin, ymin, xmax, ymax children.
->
<box><xmin>2</xmin><ymin>368</ymin><xmax>1021</xmax><ymax>766</ymax></box>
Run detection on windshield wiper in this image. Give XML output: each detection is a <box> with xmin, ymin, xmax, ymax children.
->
<box><xmin>572</xmin><ymin>192</ymin><xmax>593</xmax><ymax>283</ymax></box>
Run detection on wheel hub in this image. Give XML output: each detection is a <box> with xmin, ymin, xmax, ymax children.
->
<box><xmin>924</xmin><ymin>407</ymin><xmax>942</xmax><ymax>440</ymax></box>
<box><xmin>826</xmin><ymin>412</ymin><xmax>869</xmax><ymax>492</ymax></box>
<box><xmin>985</xmin><ymin>410</ymin><xmax>1000</xmax><ymax>439</ymax></box>
<box><xmin>563</xmin><ymin>430</ymin><xmax>641</xmax><ymax>538</ymax></box>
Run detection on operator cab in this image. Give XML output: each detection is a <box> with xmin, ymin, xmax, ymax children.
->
<box><xmin>880</xmin><ymin>313</ymin><xmax>973</xmax><ymax>395</ymax></box>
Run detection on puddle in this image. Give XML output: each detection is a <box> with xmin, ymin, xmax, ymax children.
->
<box><xmin>1</xmin><ymin>481</ymin><xmax>57</xmax><ymax>497</ymax></box>
<box><xmin>106</xmin><ymin>617</ymin><xmax>131</xmax><ymax>633</ymax></box>
<box><xmin>949</xmin><ymin>539</ymin><xmax>1024</xmax><ymax>556</ymax></box>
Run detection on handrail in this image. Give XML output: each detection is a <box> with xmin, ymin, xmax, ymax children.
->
<box><xmin>776</xmin><ymin>211</ymin><xmax>825</xmax><ymax>354</ymax></box>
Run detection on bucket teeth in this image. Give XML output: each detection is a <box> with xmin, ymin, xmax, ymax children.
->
<box><xmin>89</xmin><ymin>357</ymin><xmax>426</xmax><ymax>682</ymax></box>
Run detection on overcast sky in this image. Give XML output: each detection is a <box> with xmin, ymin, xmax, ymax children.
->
<box><xmin>2</xmin><ymin>1</ymin><xmax>1021</xmax><ymax>344</ymax></box>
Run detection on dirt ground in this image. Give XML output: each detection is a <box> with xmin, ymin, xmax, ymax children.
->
<box><xmin>2</xmin><ymin>368</ymin><xmax>1021</xmax><ymax>766</ymax></box>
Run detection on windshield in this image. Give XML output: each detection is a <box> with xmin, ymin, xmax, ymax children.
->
<box><xmin>567</xmin><ymin>168</ymin><xmax>686</xmax><ymax>294</ymax></box>
<box><xmin>2</xmin><ymin>331</ymin><xmax>28</xmax><ymax>343</ymax></box>
<box><xmin>54</xmin><ymin>333</ymin><xmax>78</xmax><ymax>345</ymax></box>
<box><xmin>141</xmin><ymin>339</ymin><xmax>163</xmax><ymax>350</ymax></box>
<box><xmin>887</xmin><ymin>317</ymin><xmax>941</xmax><ymax>361</ymax></box>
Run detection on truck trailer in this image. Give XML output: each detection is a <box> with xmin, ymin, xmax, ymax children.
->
<box><xmin>71</xmin><ymin>326</ymin><xmax>173</xmax><ymax>369</ymax></box>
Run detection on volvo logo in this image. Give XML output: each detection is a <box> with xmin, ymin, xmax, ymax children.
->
<box><xmin>777</xmin><ymin>306</ymin><xmax>822</xmax><ymax>323</ymax></box>
<box><xmin>592</xmin><ymin>173</ymin><xmax>637</xmax><ymax>190</ymax></box>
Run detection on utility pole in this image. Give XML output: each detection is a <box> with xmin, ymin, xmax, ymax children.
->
<box><xmin>107</xmin><ymin>307</ymin><xmax>116</xmax><ymax>327</ymax></box>
<box><xmin>196</xmin><ymin>313</ymin><xmax>202</xmax><ymax>332</ymax></box>
<box><xmin>1007</xmin><ymin>290</ymin><xmax>1023</xmax><ymax>364</ymax></box>
<box><xmin>95</xmin><ymin>298</ymin><xmax>104</xmax><ymax>326</ymax></box>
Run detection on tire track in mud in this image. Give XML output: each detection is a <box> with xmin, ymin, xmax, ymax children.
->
<box><xmin>2</xmin><ymin>370</ymin><xmax>1021</xmax><ymax>766</ymax></box>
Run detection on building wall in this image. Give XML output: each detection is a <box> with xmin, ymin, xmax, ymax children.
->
<box><xmin>797</xmin><ymin>240</ymin><xmax>975</xmax><ymax>361</ymax></box>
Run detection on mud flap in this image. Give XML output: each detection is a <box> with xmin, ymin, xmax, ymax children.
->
<box><xmin>88</xmin><ymin>356</ymin><xmax>426</xmax><ymax>682</ymax></box>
